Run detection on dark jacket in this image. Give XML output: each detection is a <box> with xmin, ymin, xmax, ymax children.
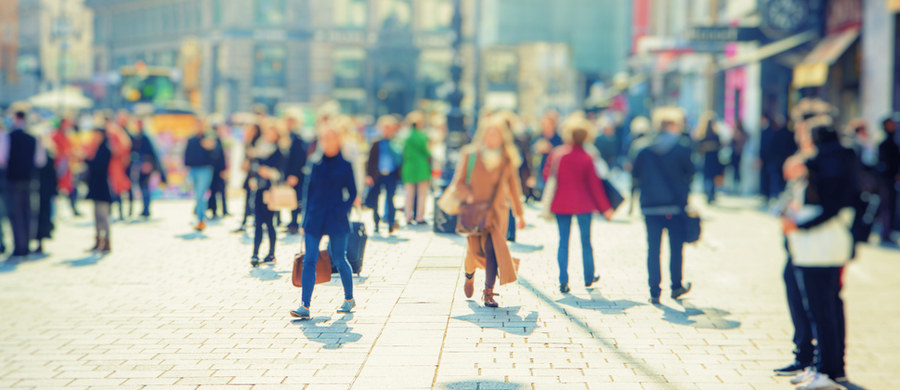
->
<box><xmin>761</xmin><ymin>126</ymin><xmax>797</xmax><ymax>168</ymax></box>
<box><xmin>877</xmin><ymin>135</ymin><xmax>900</xmax><ymax>180</ymax></box>
<box><xmin>86</xmin><ymin>138</ymin><xmax>113</xmax><ymax>202</ymax></box>
<box><xmin>285</xmin><ymin>133</ymin><xmax>309</xmax><ymax>190</ymax></box>
<box><xmin>799</xmin><ymin>141</ymin><xmax>859</xmax><ymax>230</ymax></box>
<box><xmin>365</xmin><ymin>138</ymin><xmax>401</xmax><ymax>179</ymax></box>
<box><xmin>7</xmin><ymin>128</ymin><xmax>37</xmax><ymax>182</ymax></box>
<box><xmin>184</xmin><ymin>136</ymin><xmax>214</xmax><ymax>167</ymax></box>
<box><xmin>255</xmin><ymin>148</ymin><xmax>285</xmax><ymax>193</ymax></box>
<box><xmin>633</xmin><ymin>132</ymin><xmax>695</xmax><ymax>214</ymax></box>
<box><xmin>696</xmin><ymin>130</ymin><xmax>723</xmax><ymax>179</ymax></box>
<box><xmin>132</xmin><ymin>132</ymin><xmax>166</xmax><ymax>182</ymax></box>
<box><xmin>302</xmin><ymin>152</ymin><xmax>357</xmax><ymax>236</ymax></box>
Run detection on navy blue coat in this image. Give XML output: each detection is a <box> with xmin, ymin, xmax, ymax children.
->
<box><xmin>301</xmin><ymin>152</ymin><xmax>357</xmax><ymax>236</ymax></box>
<box><xmin>184</xmin><ymin>136</ymin><xmax>214</xmax><ymax>167</ymax></box>
<box><xmin>86</xmin><ymin>139</ymin><xmax>113</xmax><ymax>202</ymax></box>
<box><xmin>633</xmin><ymin>132</ymin><xmax>695</xmax><ymax>215</ymax></box>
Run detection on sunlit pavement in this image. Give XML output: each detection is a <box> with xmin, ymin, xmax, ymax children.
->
<box><xmin>0</xmin><ymin>195</ymin><xmax>898</xmax><ymax>389</ymax></box>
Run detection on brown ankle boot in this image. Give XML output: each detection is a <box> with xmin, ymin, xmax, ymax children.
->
<box><xmin>86</xmin><ymin>236</ymin><xmax>100</xmax><ymax>252</ymax></box>
<box><xmin>464</xmin><ymin>273</ymin><xmax>474</xmax><ymax>299</ymax></box>
<box><xmin>99</xmin><ymin>237</ymin><xmax>110</xmax><ymax>253</ymax></box>
<box><xmin>483</xmin><ymin>288</ymin><xmax>499</xmax><ymax>308</ymax></box>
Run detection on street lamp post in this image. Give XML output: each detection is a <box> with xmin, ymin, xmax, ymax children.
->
<box><xmin>434</xmin><ymin>0</ymin><xmax>466</xmax><ymax>233</ymax></box>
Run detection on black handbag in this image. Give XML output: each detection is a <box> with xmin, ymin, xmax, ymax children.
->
<box><xmin>602</xmin><ymin>179</ymin><xmax>625</xmax><ymax>212</ymax></box>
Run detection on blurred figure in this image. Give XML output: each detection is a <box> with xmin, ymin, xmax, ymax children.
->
<box><xmin>632</xmin><ymin>108</ymin><xmax>694</xmax><ymax>304</ymax></box>
<box><xmin>107</xmin><ymin>120</ymin><xmax>133</xmax><ymax>220</ymax></box>
<box><xmin>544</xmin><ymin>116</ymin><xmax>614</xmax><ymax>293</ymax></box>
<box><xmin>401</xmin><ymin>111</ymin><xmax>432</xmax><ymax>225</ymax></box>
<box><xmin>35</xmin><ymin>133</ymin><xmax>58</xmax><ymax>254</ymax></box>
<box><xmin>847</xmin><ymin>119</ymin><xmax>879</xmax><ymax>244</ymax></box>
<box><xmin>130</xmin><ymin>119</ymin><xmax>166</xmax><ymax>219</ymax></box>
<box><xmin>290</xmin><ymin>123</ymin><xmax>357</xmax><ymax>320</ymax></box>
<box><xmin>249</xmin><ymin>120</ymin><xmax>285</xmax><ymax>266</ymax></box>
<box><xmin>365</xmin><ymin>115</ymin><xmax>402</xmax><ymax>234</ymax></box>
<box><xmin>694</xmin><ymin>113</ymin><xmax>723</xmax><ymax>204</ymax></box>
<box><xmin>594</xmin><ymin>116</ymin><xmax>619</xmax><ymax>170</ymax></box>
<box><xmin>759</xmin><ymin>115</ymin><xmax>798</xmax><ymax>201</ymax></box>
<box><xmin>51</xmin><ymin>118</ymin><xmax>81</xmax><ymax>217</ymax></box>
<box><xmin>513</xmin><ymin>117</ymin><xmax>537</xmax><ymax>203</ymax></box>
<box><xmin>0</xmin><ymin>119</ymin><xmax>8</xmax><ymax>254</ymax></box>
<box><xmin>85</xmin><ymin>127</ymin><xmax>113</xmax><ymax>253</ymax></box>
<box><xmin>184</xmin><ymin>119</ymin><xmax>216</xmax><ymax>232</ymax></box>
<box><xmin>285</xmin><ymin>115</ymin><xmax>309</xmax><ymax>235</ymax></box>
<box><xmin>731</xmin><ymin>120</ymin><xmax>748</xmax><ymax>191</ymax></box>
<box><xmin>5</xmin><ymin>111</ymin><xmax>44</xmax><ymax>258</ymax></box>
<box><xmin>876</xmin><ymin>116</ymin><xmax>899</xmax><ymax>246</ymax></box>
<box><xmin>235</xmin><ymin>124</ymin><xmax>262</xmax><ymax>233</ymax></box>
<box><xmin>207</xmin><ymin>123</ymin><xmax>228</xmax><ymax>219</ymax></box>
<box><xmin>450</xmin><ymin>117</ymin><xmax>524</xmax><ymax>308</ymax></box>
<box><xmin>533</xmin><ymin>112</ymin><xmax>564</xmax><ymax>198</ymax></box>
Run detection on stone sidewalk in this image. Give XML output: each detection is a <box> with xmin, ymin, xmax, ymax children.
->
<box><xmin>0</xmin><ymin>196</ymin><xmax>897</xmax><ymax>389</ymax></box>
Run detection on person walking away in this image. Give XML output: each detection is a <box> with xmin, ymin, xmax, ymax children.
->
<box><xmin>184</xmin><ymin>120</ymin><xmax>216</xmax><ymax>232</ymax></box>
<box><xmin>250</xmin><ymin>121</ymin><xmax>285</xmax><ymax>266</ymax></box>
<box><xmin>35</xmin><ymin>134</ymin><xmax>58</xmax><ymax>254</ymax></box>
<box><xmin>544</xmin><ymin>117</ymin><xmax>614</xmax><ymax>293</ymax></box>
<box><xmin>290</xmin><ymin>123</ymin><xmax>357</xmax><ymax>320</ymax></box>
<box><xmin>365</xmin><ymin>115</ymin><xmax>402</xmax><ymax>234</ymax></box>
<box><xmin>450</xmin><ymin>117</ymin><xmax>525</xmax><ymax>307</ymax></box>
<box><xmin>130</xmin><ymin>119</ymin><xmax>166</xmax><ymax>219</ymax></box>
<box><xmin>207</xmin><ymin>123</ymin><xmax>229</xmax><ymax>219</ymax></box>
<box><xmin>847</xmin><ymin>119</ymin><xmax>879</xmax><ymax>245</ymax></box>
<box><xmin>85</xmin><ymin>127</ymin><xmax>113</xmax><ymax>252</ymax></box>
<box><xmin>782</xmin><ymin>119</ymin><xmax>857</xmax><ymax>390</ymax></box>
<box><xmin>731</xmin><ymin>120</ymin><xmax>748</xmax><ymax>191</ymax></box>
<box><xmin>632</xmin><ymin>108</ymin><xmax>695</xmax><ymax>304</ymax></box>
<box><xmin>106</xmin><ymin>120</ymin><xmax>132</xmax><ymax>221</ymax></box>
<box><xmin>285</xmin><ymin>115</ymin><xmax>309</xmax><ymax>235</ymax></box>
<box><xmin>51</xmin><ymin>118</ymin><xmax>80</xmax><ymax>216</ymax></box>
<box><xmin>512</xmin><ymin>117</ymin><xmax>536</xmax><ymax>204</ymax></box>
<box><xmin>533</xmin><ymin>112</ymin><xmax>564</xmax><ymax>198</ymax></box>
<box><xmin>694</xmin><ymin>113</ymin><xmax>723</xmax><ymax>204</ymax></box>
<box><xmin>4</xmin><ymin>111</ymin><xmax>44</xmax><ymax>258</ymax></box>
<box><xmin>401</xmin><ymin>111</ymin><xmax>432</xmax><ymax>225</ymax></box>
<box><xmin>875</xmin><ymin>116</ymin><xmax>899</xmax><ymax>246</ymax></box>
<box><xmin>234</xmin><ymin>124</ymin><xmax>262</xmax><ymax>233</ymax></box>
<box><xmin>594</xmin><ymin>116</ymin><xmax>619</xmax><ymax>171</ymax></box>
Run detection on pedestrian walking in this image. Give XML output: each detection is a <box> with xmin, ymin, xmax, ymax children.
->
<box><xmin>129</xmin><ymin>119</ymin><xmax>166</xmax><ymax>219</ymax></box>
<box><xmin>4</xmin><ymin>111</ymin><xmax>44</xmax><ymax>258</ymax></box>
<box><xmin>365</xmin><ymin>115</ymin><xmax>402</xmax><ymax>234</ymax></box>
<box><xmin>594</xmin><ymin>116</ymin><xmax>619</xmax><ymax>170</ymax></box>
<box><xmin>401</xmin><ymin>111</ymin><xmax>432</xmax><ymax>225</ymax></box>
<box><xmin>694</xmin><ymin>113</ymin><xmax>723</xmax><ymax>204</ymax></box>
<box><xmin>533</xmin><ymin>112</ymin><xmax>564</xmax><ymax>199</ymax></box>
<box><xmin>51</xmin><ymin>118</ymin><xmax>80</xmax><ymax>217</ymax></box>
<box><xmin>759</xmin><ymin>115</ymin><xmax>798</xmax><ymax>201</ymax></box>
<box><xmin>207</xmin><ymin>123</ymin><xmax>229</xmax><ymax>219</ymax></box>
<box><xmin>632</xmin><ymin>108</ymin><xmax>695</xmax><ymax>304</ymax></box>
<box><xmin>285</xmin><ymin>115</ymin><xmax>309</xmax><ymax>235</ymax></box>
<box><xmin>234</xmin><ymin>124</ymin><xmax>262</xmax><ymax>233</ymax></box>
<box><xmin>184</xmin><ymin>120</ymin><xmax>216</xmax><ymax>232</ymax></box>
<box><xmin>0</xmin><ymin>119</ymin><xmax>9</xmax><ymax>255</ymax></box>
<box><xmin>290</xmin><ymin>123</ymin><xmax>358</xmax><ymax>320</ymax></box>
<box><xmin>847</xmin><ymin>119</ymin><xmax>879</xmax><ymax>245</ymax></box>
<box><xmin>448</xmin><ymin>117</ymin><xmax>525</xmax><ymax>308</ymax></box>
<box><xmin>544</xmin><ymin>116</ymin><xmax>615</xmax><ymax>293</ymax></box>
<box><xmin>35</xmin><ymin>135</ymin><xmax>58</xmax><ymax>254</ymax></box>
<box><xmin>249</xmin><ymin>121</ymin><xmax>285</xmax><ymax>266</ymax></box>
<box><xmin>107</xmin><ymin>120</ymin><xmax>132</xmax><ymax>220</ymax></box>
<box><xmin>875</xmin><ymin>116</ymin><xmax>899</xmax><ymax>246</ymax></box>
<box><xmin>731</xmin><ymin>120</ymin><xmax>748</xmax><ymax>191</ymax></box>
<box><xmin>85</xmin><ymin>127</ymin><xmax>113</xmax><ymax>253</ymax></box>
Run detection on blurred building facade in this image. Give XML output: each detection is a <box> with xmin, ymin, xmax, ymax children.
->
<box><xmin>0</xmin><ymin>0</ymin><xmax>94</xmax><ymax>108</ymax></box>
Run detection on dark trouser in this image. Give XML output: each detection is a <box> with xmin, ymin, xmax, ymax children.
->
<box><xmin>795</xmin><ymin>266</ymin><xmax>845</xmax><ymax>380</ymax></box>
<box><xmin>288</xmin><ymin>185</ymin><xmax>303</xmax><ymax>229</ymax></box>
<box><xmin>372</xmin><ymin>173</ymin><xmax>399</xmax><ymax>227</ymax></box>
<box><xmin>138</xmin><ymin>176</ymin><xmax>152</xmax><ymax>217</ymax></box>
<box><xmin>703</xmin><ymin>175</ymin><xmax>716</xmax><ymax>203</ymax></box>
<box><xmin>69</xmin><ymin>185</ymin><xmax>80</xmax><ymax>216</ymax></box>
<box><xmin>8</xmin><ymin>181</ymin><xmax>32</xmax><ymax>256</ymax></box>
<box><xmin>252</xmin><ymin>191</ymin><xmax>276</xmax><ymax>257</ymax></box>
<box><xmin>302</xmin><ymin>232</ymin><xmax>353</xmax><ymax>308</ymax></box>
<box><xmin>645</xmin><ymin>214</ymin><xmax>686</xmax><ymax>298</ymax></box>
<box><xmin>784</xmin><ymin>257</ymin><xmax>814</xmax><ymax>366</ymax></box>
<box><xmin>877</xmin><ymin>178</ymin><xmax>897</xmax><ymax>241</ymax></box>
<box><xmin>851</xmin><ymin>191</ymin><xmax>878</xmax><ymax>244</ymax></box>
<box><xmin>208</xmin><ymin>175</ymin><xmax>227</xmax><ymax>217</ymax></box>
<box><xmin>240</xmin><ymin>189</ymin><xmax>254</xmax><ymax>227</ymax></box>
<box><xmin>731</xmin><ymin>153</ymin><xmax>742</xmax><ymax>187</ymax></box>
<box><xmin>484</xmin><ymin>233</ymin><xmax>498</xmax><ymax>290</ymax></box>
<box><xmin>766</xmin><ymin>163</ymin><xmax>786</xmax><ymax>199</ymax></box>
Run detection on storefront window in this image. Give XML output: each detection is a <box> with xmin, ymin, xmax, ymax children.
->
<box><xmin>254</xmin><ymin>44</ymin><xmax>286</xmax><ymax>88</ymax></box>
<box><xmin>256</xmin><ymin>0</ymin><xmax>286</xmax><ymax>27</ymax></box>
<box><xmin>334</xmin><ymin>0</ymin><xmax>367</xmax><ymax>28</ymax></box>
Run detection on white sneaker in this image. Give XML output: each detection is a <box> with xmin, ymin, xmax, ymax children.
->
<box><xmin>791</xmin><ymin>368</ymin><xmax>816</xmax><ymax>385</ymax></box>
<box><xmin>796</xmin><ymin>373</ymin><xmax>846</xmax><ymax>390</ymax></box>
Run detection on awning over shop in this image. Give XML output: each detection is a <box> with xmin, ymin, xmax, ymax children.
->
<box><xmin>793</xmin><ymin>28</ymin><xmax>860</xmax><ymax>88</ymax></box>
<box><xmin>718</xmin><ymin>30</ymin><xmax>819</xmax><ymax>71</ymax></box>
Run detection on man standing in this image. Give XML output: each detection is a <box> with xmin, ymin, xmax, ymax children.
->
<box><xmin>4</xmin><ymin>111</ymin><xmax>45</xmax><ymax>258</ymax></box>
<box><xmin>184</xmin><ymin>120</ymin><xmax>216</xmax><ymax>232</ymax></box>
<box><xmin>365</xmin><ymin>115</ymin><xmax>402</xmax><ymax>234</ymax></box>
<box><xmin>285</xmin><ymin>115</ymin><xmax>308</xmax><ymax>235</ymax></box>
<box><xmin>632</xmin><ymin>108</ymin><xmax>695</xmax><ymax>304</ymax></box>
<box><xmin>876</xmin><ymin>116</ymin><xmax>900</xmax><ymax>245</ymax></box>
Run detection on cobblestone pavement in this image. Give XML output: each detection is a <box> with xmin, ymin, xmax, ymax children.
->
<box><xmin>0</xmin><ymin>195</ymin><xmax>897</xmax><ymax>390</ymax></box>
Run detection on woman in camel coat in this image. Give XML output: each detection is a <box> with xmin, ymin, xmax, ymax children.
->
<box><xmin>451</xmin><ymin>117</ymin><xmax>525</xmax><ymax>308</ymax></box>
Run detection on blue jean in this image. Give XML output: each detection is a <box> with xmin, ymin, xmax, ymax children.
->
<box><xmin>301</xmin><ymin>232</ymin><xmax>354</xmax><ymax>308</ymax></box>
<box><xmin>372</xmin><ymin>173</ymin><xmax>399</xmax><ymax>227</ymax></box>
<box><xmin>555</xmin><ymin>214</ymin><xmax>595</xmax><ymax>286</ymax></box>
<box><xmin>189</xmin><ymin>166</ymin><xmax>213</xmax><ymax>222</ymax></box>
<box><xmin>645</xmin><ymin>214</ymin><xmax>686</xmax><ymax>298</ymax></box>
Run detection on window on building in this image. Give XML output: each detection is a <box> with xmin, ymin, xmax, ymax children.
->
<box><xmin>417</xmin><ymin>0</ymin><xmax>453</xmax><ymax>31</ymax></box>
<box><xmin>256</xmin><ymin>0</ymin><xmax>286</xmax><ymax>27</ymax></box>
<box><xmin>334</xmin><ymin>0</ymin><xmax>367</xmax><ymax>28</ymax></box>
<box><xmin>333</xmin><ymin>48</ymin><xmax>366</xmax><ymax>89</ymax></box>
<box><xmin>253</xmin><ymin>44</ymin><xmax>287</xmax><ymax>88</ymax></box>
<box><xmin>377</xmin><ymin>0</ymin><xmax>411</xmax><ymax>29</ymax></box>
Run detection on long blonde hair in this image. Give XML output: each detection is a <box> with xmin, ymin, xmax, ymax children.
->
<box><xmin>465</xmin><ymin>115</ymin><xmax>522</xmax><ymax>168</ymax></box>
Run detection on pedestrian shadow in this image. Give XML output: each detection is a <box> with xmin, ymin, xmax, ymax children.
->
<box><xmin>841</xmin><ymin>382</ymin><xmax>868</xmax><ymax>390</ymax></box>
<box><xmin>291</xmin><ymin>313</ymin><xmax>362</xmax><ymax>350</ymax></box>
<box><xmin>369</xmin><ymin>235</ymin><xmax>410</xmax><ymax>244</ymax></box>
<box><xmin>0</xmin><ymin>258</ymin><xmax>21</xmax><ymax>273</ymax></box>
<box><xmin>440</xmin><ymin>381</ymin><xmax>524</xmax><ymax>390</ymax></box>
<box><xmin>509</xmin><ymin>242</ymin><xmax>544</xmax><ymax>253</ymax></box>
<box><xmin>322</xmin><ymin>275</ymin><xmax>369</xmax><ymax>286</ymax></box>
<box><xmin>60</xmin><ymin>253</ymin><xmax>108</xmax><ymax>267</ymax></box>
<box><xmin>238</xmin><ymin>234</ymin><xmax>253</xmax><ymax>245</ymax></box>
<box><xmin>174</xmin><ymin>232</ymin><xmax>208</xmax><ymax>240</ymax></box>
<box><xmin>279</xmin><ymin>234</ymin><xmax>303</xmax><ymax>245</ymax></box>
<box><xmin>249</xmin><ymin>265</ymin><xmax>289</xmax><ymax>281</ymax></box>
<box><xmin>556</xmin><ymin>291</ymin><xmax>645</xmax><ymax>315</ymax></box>
<box><xmin>451</xmin><ymin>301</ymin><xmax>539</xmax><ymax>336</ymax></box>
<box><xmin>654</xmin><ymin>300</ymin><xmax>741</xmax><ymax>330</ymax></box>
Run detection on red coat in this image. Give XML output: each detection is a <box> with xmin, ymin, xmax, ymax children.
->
<box><xmin>544</xmin><ymin>145</ymin><xmax>611</xmax><ymax>216</ymax></box>
<box><xmin>51</xmin><ymin>130</ymin><xmax>75</xmax><ymax>194</ymax></box>
<box><xmin>107</xmin><ymin>129</ymin><xmax>132</xmax><ymax>194</ymax></box>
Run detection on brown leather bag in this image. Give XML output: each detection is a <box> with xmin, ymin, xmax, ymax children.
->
<box><xmin>457</xmin><ymin>154</ymin><xmax>506</xmax><ymax>236</ymax></box>
<box><xmin>292</xmin><ymin>250</ymin><xmax>332</xmax><ymax>287</ymax></box>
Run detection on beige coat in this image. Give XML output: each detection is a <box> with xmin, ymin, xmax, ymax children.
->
<box><xmin>452</xmin><ymin>147</ymin><xmax>525</xmax><ymax>286</ymax></box>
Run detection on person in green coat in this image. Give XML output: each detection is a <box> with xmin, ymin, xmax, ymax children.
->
<box><xmin>401</xmin><ymin>111</ymin><xmax>432</xmax><ymax>225</ymax></box>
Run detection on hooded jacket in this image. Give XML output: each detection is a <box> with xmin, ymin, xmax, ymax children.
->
<box><xmin>632</xmin><ymin>132</ymin><xmax>695</xmax><ymax>215</ymax></box>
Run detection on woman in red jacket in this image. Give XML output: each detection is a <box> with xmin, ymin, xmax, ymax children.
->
<box><xmin>544</xmin><ymin>116</ymin><xmax>614</xmax><ymax>293</ymax></box>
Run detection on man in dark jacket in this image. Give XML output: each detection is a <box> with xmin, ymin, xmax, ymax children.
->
<box><xmin>184</xmin><ymin>121</ymin><xmax>216</xmax><ymax>231</ymax></box>
<box><xmin>364</xmin><ymin>115</ymin><xmax>402</xmax><ymax>234</ymax></box>
<box><xmin>285</xmin><ymin>116</ymin><xmax>309</xmax><ymax>235</ymax></box>
<box><xmin>876</xmin><ymin>116</ymin><xmax>899</xmax><ymax>245</ymax></box>
<box><xmin>131</xmin><ymin>120</ymin><xmax>166</xmax><ymax>218</ymax></box>
<box><xmin>632</xmin><ymin>109</ymin><xmax>695</xmax><ymax>304</ymax></box>
<box><xmin>4</xmin><ymin>111</ymin><xmax>45</xmax><ymax>258</ymax></box>
<box><xmin>760</xmin><ymin>116</ymin><xmax>798</xmax><ymax>200</ymax></box>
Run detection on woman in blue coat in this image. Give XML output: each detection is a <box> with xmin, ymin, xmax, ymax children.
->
<box><xmin>291</xmin><ymin>123</ymin><xmax>357</xmax><ymax>320</ymax></box>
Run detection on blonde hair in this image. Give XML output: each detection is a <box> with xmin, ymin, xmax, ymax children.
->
<box><xmin>405</xmin><ymin>110</ymin><xmax>425</xmax><ymax>128</ymax></box>
<box><xmin>561</xmin><ymin>114</ymin><xmax>596</xmax><ymax>144</ymax></box>
<box><xmin>466</xmin><ymin>116</ymin><xmax>522</xmax><ymax>168</ymax></box>
<box><xmin>376</xmin><ymin>114</ymin><xmax>399</xmax><ymax>129</ymax></box>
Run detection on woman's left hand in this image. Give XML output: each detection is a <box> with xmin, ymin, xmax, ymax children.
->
<box><xmin>516</xmin><ymin>218</ymin><xmax>526</xmax><ymax>230</ymax></box>
<box><xmin>354</xmin><ymin>197</ymin><xmax>362</xmax><ymax>207</ymax></box>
